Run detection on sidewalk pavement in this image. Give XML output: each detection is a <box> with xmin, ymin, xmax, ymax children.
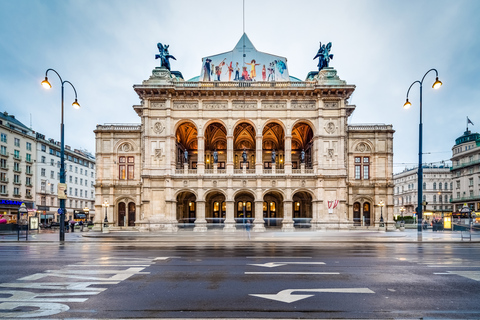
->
<box><xmin>1</xmin><ymin>228</ymin><xmax>479</xmax><ymax>244</ymax></box>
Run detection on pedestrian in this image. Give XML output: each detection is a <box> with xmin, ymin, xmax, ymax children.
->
<box><xmin>245</xmin><ymin>219</ymin><xmax>251</xmax><ymax>240</ymax></box>
<box><xmin>64</xmin><ymin>220</ymin><xmax>69</xmax><ymax>232</ymax></box>
<box><xmin>433</xmin><ymin>219</ymin><xmax>437</xmax><ymax>232</ymax></box>
<box><xmin>79</xmin><ymin>220</ymin><xmax>84</xmax><ymax>232</ymax></box>
<box><xmin>70</xmin><ymin>221</ymin><xmax>75</xmax><ymax>233</ymax></box>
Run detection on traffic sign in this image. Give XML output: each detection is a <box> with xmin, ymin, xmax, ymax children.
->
<box><xmin>57</xmin><ymin>208</ymin><xmax>64</xmax><ymax>215</ymax></box>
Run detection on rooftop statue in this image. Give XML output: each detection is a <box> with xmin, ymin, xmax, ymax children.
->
<box><xmin>313</xmin><ymin>42</ymin><xmax>333</xmax><ymax>71</ymax></box>
<box><xmin>155</xmin><ymin>43</ymin><xmax>176</xmax><ymax>71</ymax></box>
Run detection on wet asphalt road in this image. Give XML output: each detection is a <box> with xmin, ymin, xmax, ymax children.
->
<box><xmin>0</xmin><ymin>242</ymin><xmax>480</xmax><ymax>319</ymax></box>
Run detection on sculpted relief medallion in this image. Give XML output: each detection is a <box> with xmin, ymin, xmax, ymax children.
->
<box><xmin>355</xmin><ymin>142</ymin><xmax>371</xmax><ymax>152</ymax></box>
<box><xmin>325</xmin><ymin>121</ymin><xmax>336</xmax><ymax>134</ymax></box>
<box><xmin>153</xmin><ymin>121</ymin><xmax>165</xmax><ymax>134</ymax></box>
<box><xmin>120</xmin><ymin>143</ymin><xmax>133</xmax><ymax>152</ymax></box>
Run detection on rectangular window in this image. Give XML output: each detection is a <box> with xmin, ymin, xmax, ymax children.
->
<box><xmin>14</xmin><ymin>162</ymin><xmax>20</xmax><ymax>171</ymax></box>
<box><xmin>355</xmin><ymin>165</ymin><xmax>361</xmax><ymax>180</ymax></box>
<box><xmin>75</xmin><ymin>177</ymin><xmax>78</xmax><ymax>184</ymax></box>
<box><xmin>1</xmin><ymin>159</ymin><xmax>6</xmax><ymax>168</ymax></box>
<box><xmin>0</xmin><ymin>185</ymin><xmax>6</xmax><ymax>194</ymax></box>
<box><xmin>75</xmin><ymin>188</ymin><xmax>78</xmax><ymax>196</ymax></box>
<box><xmin>363</xmin><ymin>165</ymin><xmax>370</xmax><ymax>180</ymax></box>
<box><xmin>80</xmin><ymin>178</ymin><xmax>83</xmax><ymax>185</ymax></box>
<box><xmin>26</xmin><ymin>142</ymin><xmax>32</xmax><ymax>151</ymax></box>
<box><xmin>41</xmin><ymin>144</ymin><xmax>46</xmax><ymax>152</ymax></box>
<box><xmin>14</xmin><ymin>187</ymin><xmax>20</xmax><ymax>195</ymax></box>
<box><xmin>26</xmin><ymin>153</ymin><xmax>31</xmax><ymax>162</ymax></box>
<box><xmin>14</xmin><ymin>174</ymin><xmax>20</xmax><ymax>183</ymax></box>
<box><xmin>41</xmin><ymin>168</ymin><xmax>46</xmax><ymax>176</ymax></box>
<box><xmin>1</xmin><ymin>133</ymin><xmax>6</xmax><ymax>142</ymax></box>
<box><xmin>0</xmin><ymin>146</ymin><xmax>6</xmax><ymax>155</ymax></box>
<box><xmin>14</xmin><ymin>138</ymin><xmax>20</xmax><ymax>147</ymax></box>
<box><xmin>469</xmin><ymin>178</ymin><xmax>474</xmax><ymax>186</ymax></box>
<box><xmin>14</xmin><ymin>150</ymin><xmax>20</xmax><ymax>159</ymax></box>
<box><xmin>69</xmin><ymin>187</ymin><xmax>72</xmax><ymax>196</ymax></box>
<box><xmin>75</xmin><ymin>167</ymin><xmax>78</xmax><ymax>173</ymax></box>
<box><xmin>50</xmin><ymin>171</ymin><xmax>54</xmax><ymax>179</ymax></box>
<box><xmin>69</xmin><ymin>176</ymin><xmax>72</xmax><ymax>183</ymax></box>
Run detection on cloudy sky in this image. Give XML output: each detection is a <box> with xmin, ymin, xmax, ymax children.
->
<box><xmin>1</xmin><ymin>0</ymin><xmax>479</xmax><ymax>173</ymax></box>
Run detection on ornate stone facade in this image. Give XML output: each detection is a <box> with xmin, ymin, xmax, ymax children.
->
<box><xmin>94</xmin><ymin>42</ymin><xmax>394</xmax><ymax>233</ymax></box>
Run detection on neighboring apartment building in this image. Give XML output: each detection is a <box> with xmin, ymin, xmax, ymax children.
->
<box><xmin>35</xmin><ymin>133</ymin><xmax>96</xmax><ymax>224</ymax></box>
<box><xmin>394</xmin><ymin>165</ymin><xmax>453</xmax><ymax>220</ymax></box>
<box><xmin>450</xmin><ymin>129</ymin><xmax>480</xmax><ymax>213</ymax></box>
<box><xmin>0</xmin><ymin>112</ymin><xmax>36</xmax><ymax>222</ymax></box>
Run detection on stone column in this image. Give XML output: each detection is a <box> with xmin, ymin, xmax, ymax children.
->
<box><xmin>194</xmin><ymin>200</ymin><xmax>207</xmax><ymax>232</ymax></box>
<box><xmin>285</xmin><ymin>136</ymin><xmax>292</xmax><ymax>174</ymax></box>
<box><xmin>282</xmin><ymin>200</ymin><xmax>295</xmax><ymax>231</ymax></box>
<box><xmin>256</xmin><ymin>135</ymin><xmax>263</xmax><ymax>174</ymax></box>
<box><xmin>227</xmin><ymin>135</ymin><xmax>234</xmax><ymax>175</ymax></box>
<box><xmin>253</xmin><ymin>200</ymin><xmax>266</xmax><ymax>232</ymax></box>
<box><xmin>223</xmin><ymin>200</ymin><xmax>236</xmax><ymax>232</ymax></box>
<box><xmin>197</xmin><ymin>136</ymin><xmax>205</xmax><ymax>175</ymax></box>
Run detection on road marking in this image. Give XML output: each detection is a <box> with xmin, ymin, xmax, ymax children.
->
<box><xmin>67</xmin><ymin>264</ymin><xmax>151</xmax><ymax>267</ymax></box>
<box><xmin>250</xmin><ymin>288</ymin><xmax>375</xmax><ymax>303</ymax></box>
<box><xmin>427</xmin><ymin>265</ymin><xmax>480</xmax><ymax>268</ymax></box>
<box><xmin>245</xmin><ymin>272</ymin><xmax>339</xmax><ymax>275</ymax></box>
<box><xmin>249</xmin><ymin>262</ymin><xmax>325</xmax><ymax>268</ymax></box>
<box><xmin>247</xmin><ymin>256</ymin><xmax>312</xmax><ymax>259</ymax></box>
<box><xmin>444</xmin><ymin>271</ymin><xmax>480</xmax><ymax>281</ymax></box>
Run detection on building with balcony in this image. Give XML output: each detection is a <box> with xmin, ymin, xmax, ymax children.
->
<box><xmin>393</xmin><ymin>165</ymin><xmax>453</xmax><ymax>221</ymax></box>
<box><xmin>35</xmin><ymin>133</ymin><xmax>96</xmax><ymax>224</ymax></box>
<box><xmin>0</xmin><ymin>111</ymin><xmax>36</xmax><ymax>221</ymax></box>
<box><xmin>450</xmin><ymin>128</ymin><xmax>480</xmax><ymax>212</ymax></box>
<box><xmin>94</xmin><ymin>34</ymin><xmax>394</xmax><ymax>232</ymax></box>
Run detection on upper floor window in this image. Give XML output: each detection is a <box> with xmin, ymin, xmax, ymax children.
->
<box><xmin>0</xmin><ymin>133</ymin><xmax>6</xmax><ymax>143</ymax></box>
<box><xmin>41</xmin><ymin>156</ymin><xmax>45</xmax><ymax>163</ymax></box>
<box><xmin>14</xmin><ymin>138</ymin><xmax>20</xmax><ymax>147</ymax></box>
<box><xmin>26</xmin><ymin>142</ymin><xmax>32</xmax><ymax>151</ymax></box>
<box><xmin>41</xmin><ymin>144</ymin><xmax>46</xmax><ymax>152</ymax></box>
<box><xmin>119</xmin><ymin>156</ymin><xmax>135</xmax><ymax>180</ymax></box>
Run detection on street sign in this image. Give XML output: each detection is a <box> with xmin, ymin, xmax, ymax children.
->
<box><xmin>57</xmin><ymin>208</ymin><xmax>64</xmax><ymax>215</ymax></box>
<box><xmin>57</xmin><ymin>183</ymin><xmax>67</xmax><ymax>200</ymax></box>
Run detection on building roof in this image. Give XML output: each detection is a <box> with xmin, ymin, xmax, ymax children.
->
<box><xmin>0</xmin><ymin>111</ymin><xmax>30</xmax><ymax>132</ymax></box>
<box><xmin>454</xmin><ymin>130</ymin><xmax>480</xmax><ymax>146</ymax></box>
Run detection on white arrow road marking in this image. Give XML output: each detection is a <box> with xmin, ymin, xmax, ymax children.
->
<box><xmin>245</xmin><ymin>272</ymin><xmax>339</xmax><ymax>275</ymax></box>
<box><xmin>443</xmin><ymin>271</ymin><xmax>480</xmax><ymax>281</ymax></box>
<box><xmin>250</xmin><ymin>288</ymin><xmax>375</xmax><ymax>303</ymax></box>
<box><xmin>248</xmin><ymin>262</ymin><xmax>325</xmax><ymax>268</ymax></box>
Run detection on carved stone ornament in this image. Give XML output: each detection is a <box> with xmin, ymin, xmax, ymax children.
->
<box><xmin>325</xmin><ymin>121</ymin><xmax>336</xmax><ymax>134</ymax></box>
<box><xmin>151</xmin><ymin>101</ymin><xmax>166</xmax><ymax>109</ymax></box>
<box><xmin>183</xmin><ymin>180</ymin><xmax>188</xmax><ymax>187</ymax></box>
<box><xmin>153</xmin><ymin>121</ymin><xmax>165</xmax><ymax>134</ymax></box>
<box><xmin>271</xmin><ymin>180</ymin><xmax>276</xmax><ymax>187</ymax></box>
<box><xmin>355</xmin><ymin>142</ymin><xmax>372</xmax><ymax>152</ymax></box>
<box><xmin>292</xmin><ymin>100</ymin><xmax>316</xmax><ymax>109</ymax></box>
<box><xmin>204</xmin><ymin>103</ymin><xmax>227</xmax><ymax>110</ymax></box>
<box><xmin>154</xmin><ymin>148</ymin><xmax>163</xmax><ymax>159</ymax></box>
<box><xmin>327</xmin><ymin>148</ymin><xmax>334</xmax><ymax>158</ymax></box>
<box><xmin>242</xmin><ymin>180</ymin><xmax>247</xmax><ymax>187</ymax></box>
<box><xmin>302</xmin><ymin>180</ymin><xmax>306</xmax><ymax>187</ymax></box>
<box><xmin>213</xmin><ymin>180</ymin><xmax>217</xmax><ymax>187</ymax></box>
<box><xmin>324</xmin><ymin>101</ymin><xmax>338</xmax><ymax>109</ymax></box>
<box><xmin>263</xmin><ymin>102</ymin><xmax>286</xmax><ymax>109</ymax></box>
<box><xmin>233</xmin><ymin>101</ymin><xmax>256</xmax><ymax>109</ymax></box>
<box><xmin>120</xmin><ymin>143</ymin><xmax>133</xmax><ymax>152</ymax></box>
<box><xmin>173</xmin><ymin>102</ymin><xmax>198</xmax><ymax>109</ymax></box>
<box><xmin>152</xmin><ymin>68</ymin><xmax>171</xmax><ymax>79</ymax></box>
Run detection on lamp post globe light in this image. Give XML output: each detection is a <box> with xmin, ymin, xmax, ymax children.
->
<box><xmin>400</xmin><ymin>206</ymin><xmax>405</xmax><ymax>228</ymax></box>
<box><xmin>102</xmin><ymin>200</ymin><xmax>109</xmax><ymax>232</ymax></box>
<box><xmin>41</xmin><ymin>69</ymin><xmax>80</xmax><ymax>242</ymax></box>
<box><xmin>403</xmin><ymin>69</ymin><xmax>442</xmax><ymax>240</ymax></box>
<box><xmin>378</xmin><ymin>200</ymin><xmax>385</xmax><ymax>228</ymax></box>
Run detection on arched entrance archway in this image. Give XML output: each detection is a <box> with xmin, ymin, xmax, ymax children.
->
<box><xmin>176</xmin><ymin>191</ymin><xmax>197</xmax><ymax>228</ymax></box>
<box><xmin>234</xmin><ymin>191</ymin><xmax>255</xmax><ymax>224</ymax></box>
<box><xmin>292</xmin><ymin>191</ymin><xmax>313</xmax><ymax>228</ymax></box>
<box><xmin>353</xmin><ymin>202</ymin><xmax>361</xmax><ymax>226</ymax></box>
<box><xmin>204</xmin><ymin>122</ymin><xmax>227</xmax><ymax>170</ymax></box>
<box><xmin>117</xmin><ymin>200</ymin><xmax>136</xmax><ymax>227</ymax></box>
<box><xmin>233</xmin><ymin>122</ymin><xmax>256</xmax><ymax>169</ymax></box>
<box><xmin>353</xmin><ymin>200</ymin><xmax>372</xmax><ymax>226</ymax></box>
<box><xmin>263</xmin><ymin>191</ymin><xmax>284</xmax><ymax>227</ymax></box>
<box><xmin>176</xmin><ymin>122</ymin><xmax>198</xmax><ymax>169</ymax></box>
<box><xmin>205</xmin><ymin>191</ymin><xmax>226</xmax><ymax>226</ymax></box>
<box><xmin>363</xmin><ymin>202</ymin><xmax>371</xmax><ymax>226</ymax></box>
<box><xmin>292</xmin><ymin>122</ymin><xmax>314</xmax><ymax>169</ymax></box>
<box><xmin>262</xmin><ymin>122</ymin><xmax>285</xmax><ymax>169</ymax></box>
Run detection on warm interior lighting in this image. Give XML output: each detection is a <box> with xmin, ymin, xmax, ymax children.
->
<box><xmin>403</xmin><ymin>99</ymin><xmax>411</xmax><ymax>109</ymax></box>
<box><xmin>41</xmin><ymin>77</ymin><xmax>52</xmax><ymax>89</ymax></box>
<box><xmin>432</xmin><ymin>77</ymin><xmax>442</xmax><ymax>89</ymax></box>
<box><xmin>72</xmin><ymin>99</ymin><xmax>81</xmax><ymax>109</ymax></box>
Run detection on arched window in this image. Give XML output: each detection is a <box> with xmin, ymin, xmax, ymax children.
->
<box><xmin>445</xmin><ymin>182</ymin><xmax>448</xmax><ymax>190</ymax></box>
<box><xmin>433</xmin><ymin>195</ymin><xmax>437</xmax><ymax>203</ymax></box>
<box><xmin>433</xmin><ymin>182</ymin><xmax>436</xmax><ymax>190</ymax></box>
<box><xmin>423</xmin><ymin>182</ymin><xmax>426</xmax><ymax>190</ymax></box>
<box><xmin>445</xmin><ymin>195</ymin><xmax>448</xmax><ymax>203</ymax></box>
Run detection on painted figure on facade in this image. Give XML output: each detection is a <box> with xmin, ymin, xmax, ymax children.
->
<box><xmin>184</xmin><ymin>150</ymin><xmax>188</xmax><ymax>163</ymax></box>
<box><xmin>271</xmin><ymin>149</ymin><xmax>276</xmax><ymax>163</ymax></box>
<box><xmin>234</xmin><ymin>62</ymin><xmax>240</xmax><ymax>81</ymax></box>
<box><xmin>213</xmin><ymin>149</ymin><xmax>218</xmax><ymax>164</ymax></box>
<box><xmin>301</xmin><ymin>149</ymin><xmax>305</xmax><ymax>163</ymax></box>
<box><xmin>262</xmin><ymin>65</ymin><xmax>266</xmax><ymax>81</ymax></box>
<box><xmin>155</xmin><ymin>43</ymin><xmax>176</xmax><ymax>71</ymax></box>
<box><xmin>313</xmin><ymin>42</ymin><xmax>333</xmax><ymax>71</ymax></box>
<box><xmin>242</xmin><ymin>148</ymin><xmax>247</xmax><ymax>163</ymax></box>
<box><xmin>245</xmin><ymin>59</ymin><xmax>260</xmax><ymax>80</ymax></box>
<box><xmin>203</xmin><ymin>58</ymin><xmax>212</xmax><ymax>81</ymax></box>
<box><xmin>226</xmin><ymin>62</ymin><xmax>234</xmax><ymax>81</ymax></box>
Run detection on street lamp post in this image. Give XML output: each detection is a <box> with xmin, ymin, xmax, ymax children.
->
<box><xmin>403</xmin><ymin>69</ymin><xmax>442</xmax><ymax>240</ymax></box>
<box><xmin>102</xmin><ymin>200</ymin><xmax>109</xmax><ymax>232</ymax></box>
<box><xmin>400</xmin><ymin>206</ymin><xmax>405</xmax><ymax>228</ymax></box>
<box><xmin>83</xmin><ymin>206</ymin><xmax>90</xmax><ymax>223</ymax></box>
<box><xmin>243</xmin><ymin>201</ymin><xmax>246</xmax><ymax>225</ymax></box>
<box><xmin>41</xmin><ymin>69</ymin><xmax>80</xmax><ymax>242</ymax></box>
<box><xmin>378</xmin><ymin>200</ymin><xmax>385</xmax><ymax>228</ymax></box>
